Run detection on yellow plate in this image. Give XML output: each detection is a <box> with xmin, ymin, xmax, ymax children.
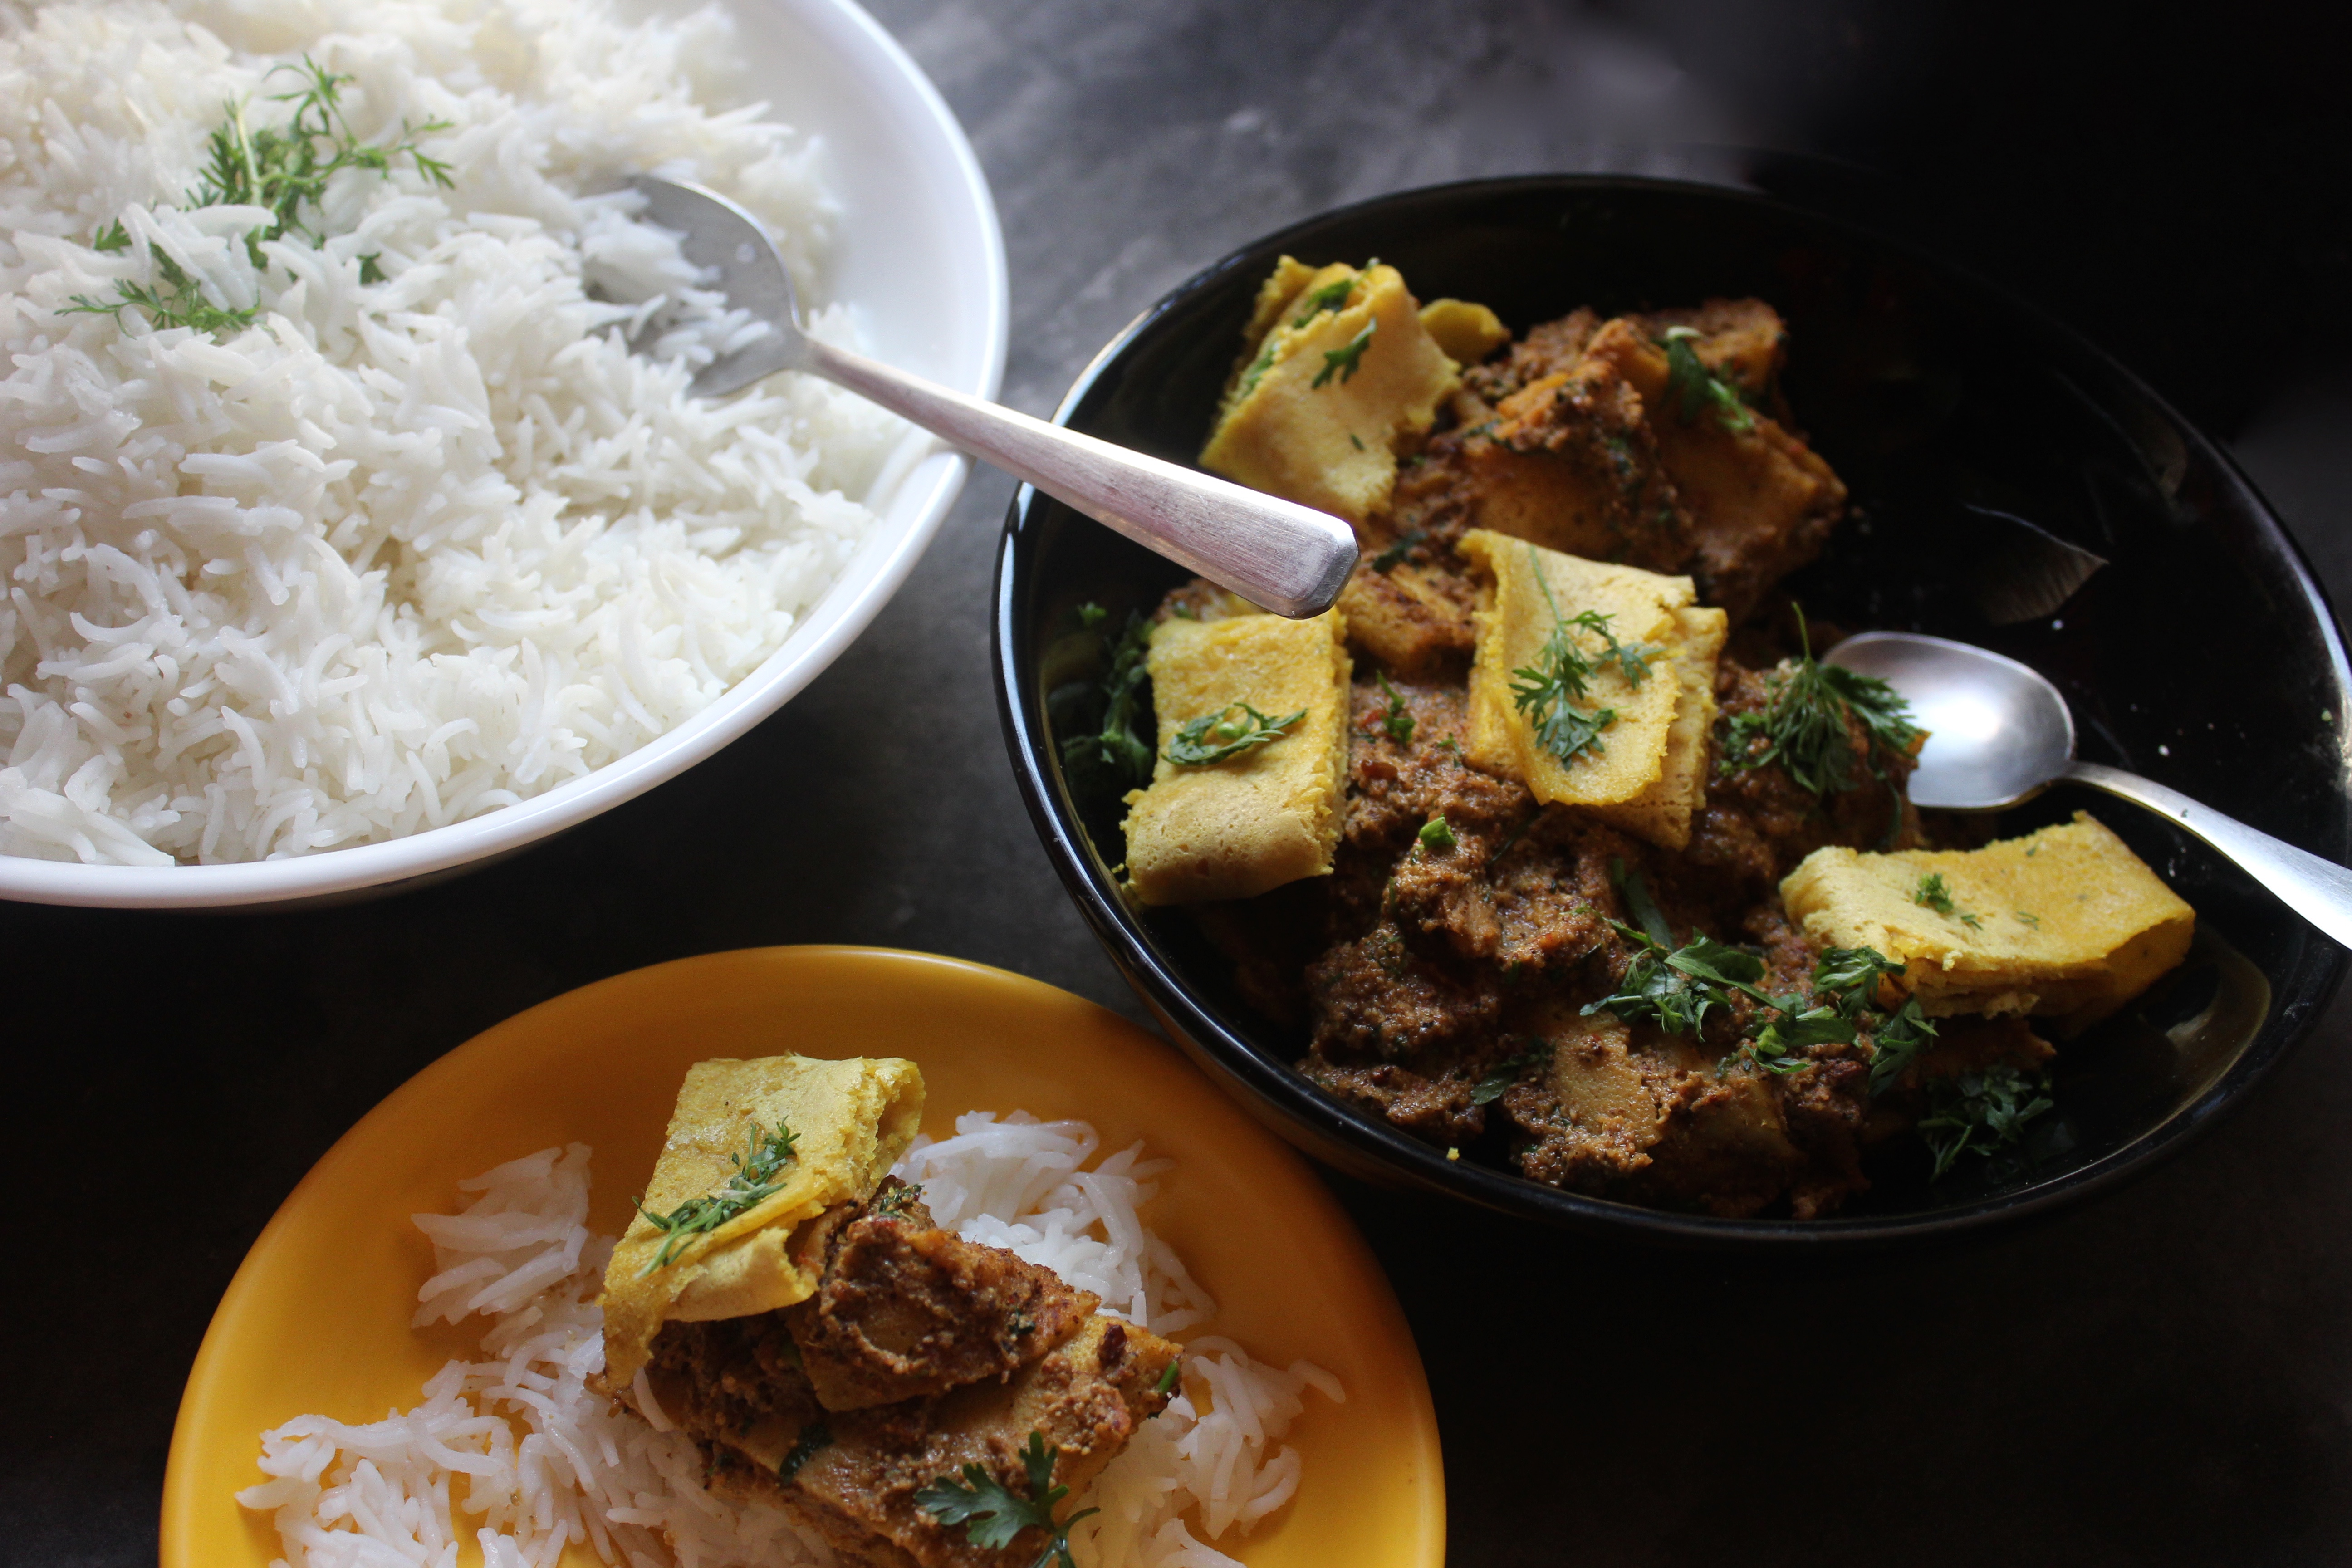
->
<box><xmin>161</xmin><ymin>946</ymin><xmax>1444</xmax><ymax>1568</ymax></box>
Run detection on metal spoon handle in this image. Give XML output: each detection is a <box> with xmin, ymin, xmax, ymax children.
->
<box><xmin>800</xmin><ymin>337</ymin><xmax>1357</xmax><ymax>618</ymax></box>
<box><xmin>2067</xmin><ymin>760</ymin><xmax>2352</xmax><ymax>948</ymax></box>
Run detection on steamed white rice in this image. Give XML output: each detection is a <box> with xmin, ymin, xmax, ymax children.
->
<box><xmin>238</xmin><ymin>1115</ymin><xmax>1342</xmax><ymax>1568</ymax></box>
<box><xmin>0</xmin><ymin>0</ymin><xmax>906</xmax><ymax>864</ymax></box>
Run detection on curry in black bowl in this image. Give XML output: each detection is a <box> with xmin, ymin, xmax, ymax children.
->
<box><xmin>994</xmin><ymin>176</ymin><xmax>2351</xmax><ymax>1244</ymax></box>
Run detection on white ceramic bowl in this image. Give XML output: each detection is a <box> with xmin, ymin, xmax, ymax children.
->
<box><xmin>0</xmin><ymin>0</ymin><xmax>1007</xmax><ymax>910</ymax></box>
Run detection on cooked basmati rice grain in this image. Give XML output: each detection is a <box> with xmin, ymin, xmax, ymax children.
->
<box><xmin>241</xmin><ymin>1116</ymin><xmax>1340</xmax><ymax>1568</ymax></box>
<box><xmin>0</xmin><ymin>0</ymin><xmax>906</xmax><ymax>865</ymax></box>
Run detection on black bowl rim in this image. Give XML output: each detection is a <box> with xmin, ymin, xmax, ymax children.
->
<box><xmin>993</xmin><ymin>171</ymin><xmax>2352</xmax><ymax>1249</ymax></box>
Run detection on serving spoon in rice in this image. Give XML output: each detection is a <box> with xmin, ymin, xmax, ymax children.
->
<box><xmin>629</xmin><ymin>175</ymin><xmax>1357</xmax><ymax>620</ymax></box>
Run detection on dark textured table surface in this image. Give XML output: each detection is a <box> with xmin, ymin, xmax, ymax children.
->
<box><xmin>12</xmin><ymin>3</ymin><xmax>2352</xmax><ymax>1564</ymax></box>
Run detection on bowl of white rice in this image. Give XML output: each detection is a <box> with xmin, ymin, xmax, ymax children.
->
<box><xmin>0</xmin><ymin>0</ymin><xmax>1005</xmax><ymax>906</ymax></box>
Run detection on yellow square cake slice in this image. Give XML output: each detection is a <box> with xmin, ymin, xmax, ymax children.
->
<box><xmin>1585</xmin><ymin>603</ymin><xmax>1728</xmax><ymax>851</ymax></box>
<box><xmin>1779</xmin><ymin>811</ymin><xmax>2196</xmax><ymax>1031</ymax></box>
<box><xmin>1459</xmin><ymin>529</ymin><xmax>1724</xmax><ymax>848</ymax></box>
<box><xmin>1121</xmin><ymin>607</ymin><xmax>1352</xmax><ymax>905</ymax></box>
<box><xmin>1198</xmin><ymin>259</ymin><xmax>1461</xmax><ymax>522</ymax></box>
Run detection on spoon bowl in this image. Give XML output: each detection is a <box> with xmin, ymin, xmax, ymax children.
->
<box><xmin>1827</xmin><ymin>630</ymin><xmax>2076</xmax><ymax>810</ymax></box>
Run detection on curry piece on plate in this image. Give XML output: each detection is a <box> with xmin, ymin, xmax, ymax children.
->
<box><xmin>1781</xmin><ymin>812</ymin><xmax>2196</xmax><ymax>1032</ymax></box>
<box><xmin>1198</xmin><ymin>258</ymin><xmax>1461</xmax><ymax>523</ymax></box>
<box><xmin>1459</xmin><ymin>530</ymin><xmax>1727</xmax><ymax>851</ymax></box>
<box><xmin>601</xmin><ymin>1056</ymin><xmax>1177</xmax><ymax>1568</ymax></box>
<box><xmin>1579</xmin><ymin>316</ymin><xmax>1847</xmax><ymax>622</ymax></box>
<box><xmin>1122</xmin><ymin>606</ymin><xmax>1352</xmax><ymax>905</ymax></box>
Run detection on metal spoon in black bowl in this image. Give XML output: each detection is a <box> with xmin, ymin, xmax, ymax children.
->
<box><xmin>627</xmin><ymin>176</ymin><xmax>1356</xmax><ymax>618</ymax></box>
<box><xmin>1830</xmin><ymin>631</ymin><xmax>2352</xmax><ymax>947</ymax></box>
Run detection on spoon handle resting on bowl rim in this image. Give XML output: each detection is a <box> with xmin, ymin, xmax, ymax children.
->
<box><xmin>801</xmin><ymin>337</ymin><xmax>1359</xmax><ymax>619</ymax></box>
<box><xmin>2067</xmin><ymin>760</ymin><xmax>2352</xmax><ymax>949</ymax></box>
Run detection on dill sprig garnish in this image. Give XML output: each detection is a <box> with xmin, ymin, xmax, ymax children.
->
<box><xmin>62</xmin><ymin>57</ymin><xmax>452</xmax><ymax>336</ymax></box>
<box><xmin>1717</xmin><ymin>605</ymin><xmax>1921</xmax><ymax>797</ymax></box>
<box><xmin>1913</xmin><ymin>872</ymin><xmax>1983</xmax><ymax>928</ymax></box>
<box><xmin>631</xmin><ymin>1119</ymin><xmax>800</xmax><ymax>1274</ymax></box>
<box><xmin>1658</xmin><ymin>325</ymin><xmax>1755</xmax><ymax>433</ymax></box>
<box><xmin>1508</xmin><ymin>547</ymin><xmax>1659</xmax><ymax>768</ymax></box>
<box><xmin>916</xmin><ymin>1431</ymin><xmax>1098</xmax><ymax>1568</ymax></box>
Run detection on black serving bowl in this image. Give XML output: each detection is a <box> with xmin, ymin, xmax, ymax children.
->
<box><xmin>993</xmin><ymin>175</ymin><xmax>2352</xmax><ymax>1248</ymax></box>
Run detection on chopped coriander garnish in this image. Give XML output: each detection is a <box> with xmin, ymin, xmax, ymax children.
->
<box><xmin>1166</xmin><ymin>701</ymin><xmax>1304</xmax><ymax>766</ymax></box>
<box><xmin>358</xmin><ymin>251</ymin><xmax>387</xmax><ymax>285</ymax></box>
<box><xmin>1057</xmin><ymin>609</ymin><xmax>1155</xmax><ymax>798</ymax></box>
<box><xmin>1418</xmin><ymin>815</ymin><xmax>1457</xmax><ymax>850</ymax></box>
<box><xmin>1349</xmin><ymin>432</ymin><xmax>1365</xmax><ymax>451</ymax></box>
<box><xmin>1312</xmin><ymin>320</ymin><xmax>1376</xmax><ymax>388</ymax></box>
<box><xmin>1370</xmin><ymin>529</ymin><xmax>1424</xmax><ymax>573</ymax></box>
<box><xmin>1913</xmin><ymin>872</ymin><xmax>1981</xmax><ymax>926</ymax></box>
<box><xmin>1658</xmin><ymin>325</ymin><xmax>1756</xmax><ymax>433</ymax></box>
<box><xmin>916</xmin><ymin>1431</ymin><xmax>1097</xmax><ymax>1568</ymax></box>
<box><xmin>1375</xmin><ymin>671</ymin><xmax>1415</xmax><ymax>746</ymax></box>
<box><xmin>2016</xmin><ymin>911</ymin><xmax>2041</xmax><ymax>926</ymax></box>
<box><xmin>91</xmin><ymin>219</ymin><xmax>131</xmax><ymax>253</ymax></box>
<box><xmin>1508</xmin><ymin>547</ymin><xmax>1658</xmax><ymax>769</ymax></box>
<box><xmin>1864</xmin><ymin>997</ymin><xmax>1938</xmax><ymax>1094</ymax></box>
<box><xmin>1920</xmin><ymin>1065</ymin><xmax>2054</xmax><ymax>1179</ymax></box>
<box><xmin>1471</xmin><ymin>1039</ymin><xmax>1552</xmax><ymax>1104</ymax></box>
<box><xmin>777</xmin><ymin>1421</ymin><xmax>831</xmax><ymax>1483</ymax></box>
<box><xmin>1238</xmin><ymin>334</ymin><xmax>1282</xmax><ymax>397</ymax></box>
<box><xmin>1291</xmin><ymin>273</ymin><xmax>1357</xmax><ymax>326</ymax></box>
<box><xmin>632</xmin><ymin>1119</ymin><xmax>800</xmax><ymax>1274</ymax></box>
<box><xmin>1076</xmin><ymin>603</ymin><xmax>1108</xmax><ymax>629</ymax></box>
<box><xmin>872</xmin><ymin>1181</ymin><xmax>925</xmax><ymax>1217</ymax></box>
<box><xmin>1717</xmin><ymin>605</ymin><xmax>1921</xmax><ymax>797</ymax></box>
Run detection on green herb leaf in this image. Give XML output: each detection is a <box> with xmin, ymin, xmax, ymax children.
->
<box><xmin>1370</xmin><ymin>529</ymin><xmax>1423</xmax><ymax>573</ymax></box>
<box><xmin>1745</xmin><ymin>1004</ymin><xmax>1858</xmax><ymax>1073</ymax></box>
<box><xmin>1913</xmin><ymin>872</ymin><xmax>1982</xmax><ymax>926</ymax></box>
<box><xmin>1920</xmin><ymin>1064</ymin><xmax>2054</xmax><ymax>1179</ymax></box>
<box><xmin>631</xmin><ymin>1119</ymin><xmax>799</xmax><ymax>1274</ymax></box>
<box><xmin>1659</xmin><ymin>325</ymin><xmax>1756</xmax><ymax>433</ymax></box>
<box><xmin>1508</xmin><ymin>547</ymin><xmax>1658</xmax><ymax>769</ymax></box>
<box><xmin>1166</xmin><ymin>701</ymin><xmax>1304</xmax><ymax>766</ymax></box>
<box><xmin>1155</xmin><ymin>1358</ymin><xmax>1182</xmax><ymax>1395</ymax></box>
<box><xmin>916</xmin><ymin>1431</ymin><xmax>1098</xmax><ymax>1568</ymax></box>
<box><xmin>1716</xmin><ymin>605</ymin><xmax>1921</xmax><ymax>797</ymax></box>
<box><xmin>1057</xmin><ymin>610</ymin><xmax>1155</xmax><ymax>799</ymax></box>
<box><xmin>1419</xmin><ymin>815</ymin><xmax>1457</xmax><ymax>850</ymax></box>
<box><xmin>1311</xmin><ymin>321</ymin><xmax>1375</xmax><ymax>389</ymax></box>
<box><xmin>777</xmin><ymin>1421</ymin><xmax>830</xmax><ymax>1483</ymax></box>
<box><xmin>1374</xmin><ymin>671</ymin><xmax>1416</xmax><ymax>746</ymax></box>
<box><xmin>1471</xmin><ymin>1039</ymin><xmax>1552</xmax><ymax>1104</ymax></box>
<box><xmin>358</xmin><ymin>251</ymin><xmax>387</xmax><ymax>285</ymax></box>
<box><xmin>2016</xmin><ymin>911</ymin><xmax>2041</xmax><ymax>927</ymax></box>
<box><xmin>1238</xmin><ymin>334</ymin><xmax>1282</xmax><ymax>397</ymax></box>
<box><xmin>1291</xmin><ymin>273</ymin><xmax>1357</xmax><ymax>326</ymax></box>
<box><xmin>68</xmin><ymin>57</ymin><xmax>451</xmax><ymax>338</ymax></box>
<box><xmin>1813</xmin><ymin>944</ymin><xmax>1905</xmax><ymax>1018</ymax></box>
<box><xmin>1865</xmin><ymin>998</ymin><xmax>1938</xmax><ymax>1095</ymax></box>
<box><xmin>1609</xmin><ymin>858</ymin><xmax>1674</xmax><ymax>949</ymax></box>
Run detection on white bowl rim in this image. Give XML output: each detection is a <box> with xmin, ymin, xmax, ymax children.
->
<box><xmin>0</xmin><ymin>0</ymin><xmax>1009</xmax><ymax>910</ymax></box>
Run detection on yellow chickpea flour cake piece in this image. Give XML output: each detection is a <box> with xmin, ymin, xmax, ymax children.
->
<box><xmin>1122</xmin><ymin>607</ymin><xmax>1352</xmax><ymax>904</ymax></box>
<box><xmin>1779</xmin><ymin>811</ymin><xmax>2195</xmax><ymax>1031</ymax></box>
<box><xmin>1199</xmin><ymin>258</ymin><xmax>1464</xmax><ymax>522</ymax></box>
<box><xmin>1419</xmin><ymin>297</ymin><xmax>1512</xmax><ymax>364</ymax></box>
<box><xmin>1459</xmin><ymin>529</ymin><xmax>1725</xmax><ymax>848</ymax></box>
<box><xmin>597</xmin><ymin>1054</ymin><xmax>925</xmax><ymax>1396</ymax></box>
